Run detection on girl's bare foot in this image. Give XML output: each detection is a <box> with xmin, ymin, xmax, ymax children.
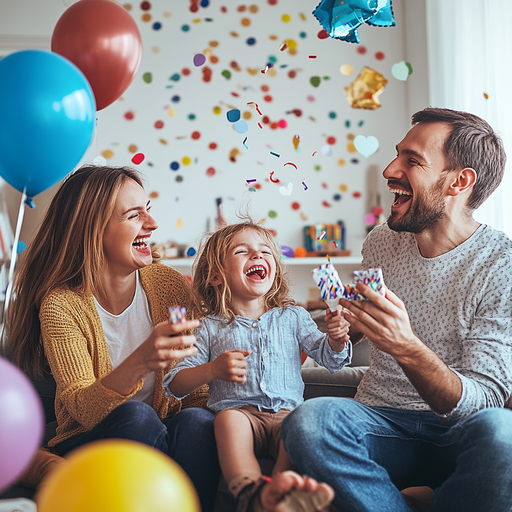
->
<box><xmin>259</xmin><ymin>471</ymin><xmax>334</xmax><ymax>512</ymax></box>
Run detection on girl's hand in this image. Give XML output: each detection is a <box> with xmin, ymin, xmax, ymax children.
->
<box><xmin>134</xmin><ymin>319</ymin><xmax>200</xmax><ymax>373</ymax></box>
<box><xmin>212</xmin><ymin>349</ymin><xmax>250</xmax><ymax>383</ymax></box>
<box><xmin>326</xmin><ymin>308</ymin><xmax>350</xmax><ymax>351</ymax></box>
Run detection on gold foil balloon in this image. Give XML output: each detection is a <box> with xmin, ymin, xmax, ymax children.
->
<box><xmin>344</xmin><ymin>67</ymin><xmax>388</xmax><ymax>110</ymax></box>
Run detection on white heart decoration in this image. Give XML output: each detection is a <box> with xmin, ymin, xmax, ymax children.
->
<box><xmin>279</xmin><ymin>182</ymin><xmax>293</xmax><ymax>196</ymax></box>
<box><xmin>354</xmin><ymin>135</ymin><xmax>379</xmax><ymax>158</ymax></box>
<box><xmin>391</xmin><ymin>61</ymin><xmax>410</xmax><ymax>81</ymax></box>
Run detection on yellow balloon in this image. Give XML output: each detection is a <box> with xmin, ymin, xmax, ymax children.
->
<box><xmin>37</xmin><ymin>440</ymin><xmax>200</xmax><ymax>512</ymax></box>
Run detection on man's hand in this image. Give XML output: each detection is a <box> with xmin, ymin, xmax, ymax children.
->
<box><xmin>339</xmin><ymin>282</ymin><xmax>421</xmax><ymax>359</ymax></box>
<box><xmin>212</xmin><ymin>350</ymin><xmax>250</xmax><ymax>383</ymax></box>
<box><xmin>340</xmin><ymin>282</ymin><xmax>462</xmax><ymax>414</ymax></box>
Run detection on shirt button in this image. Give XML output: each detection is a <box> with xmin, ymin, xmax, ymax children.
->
<box><xmin>252</xmin><ymin>321</ymin><xmax>258</xmax><ymax>327</ymax></box>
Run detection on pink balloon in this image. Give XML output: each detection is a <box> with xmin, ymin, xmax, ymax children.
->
<box><xmin>0</xmin><ymin>357</ymin><xmax>44</xmax><ymax>491</ymax></box>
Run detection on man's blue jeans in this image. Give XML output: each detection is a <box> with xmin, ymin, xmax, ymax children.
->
<box><xmin>281</xmin><ymin>398</ymin><xmax>512</xmax><ymax>512</ymax></box>
<box><xmin>52</xmin><ymin>401</ymin><xmax>220</xmax><ymax>512</ymax></box>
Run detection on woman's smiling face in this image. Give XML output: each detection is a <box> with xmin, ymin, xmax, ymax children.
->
<box><xmin>102</xmin><ymin>178</ymin><xmax>158</xmax><ymax>274</ymax></box>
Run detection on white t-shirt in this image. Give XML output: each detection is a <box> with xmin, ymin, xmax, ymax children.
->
<box><xmin>94</xmin><ymin>271</ymin><xmax>156</xmax><ymax>406</ymax></box>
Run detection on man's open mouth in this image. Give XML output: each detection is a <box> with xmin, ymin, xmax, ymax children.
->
<box><xmin>245</xmin><ymin>265</ymin><xmax>267</xmax><ymax>280</ymax></box>
<box><xmin>390</xmin><ymin>188</ymin><xmax>412</xmax><ymax>207</ymax></box>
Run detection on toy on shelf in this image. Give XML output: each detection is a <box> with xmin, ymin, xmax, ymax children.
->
<box><xmin>303</xmin><ymin>222</ymin><xmax>351</xmax><ymax>257</ymax></box>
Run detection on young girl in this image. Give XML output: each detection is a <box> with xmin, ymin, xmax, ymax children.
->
<box><xmin>164</xmin><ymin>219</ymin><xmax>352</xmax><ymax>512</ymax></box>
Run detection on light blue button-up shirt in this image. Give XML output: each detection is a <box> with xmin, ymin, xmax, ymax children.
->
<box><xmin>164</xmin><ymin>306</ymin><xmax>352</xmax><ymax>412</ymax></box>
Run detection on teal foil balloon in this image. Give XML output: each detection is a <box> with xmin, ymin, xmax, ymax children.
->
<box><xmin>0</xmin><ymin>50</ymin><xmax>96</xmax><ymax>202</ymax></box>
<box><xmin>313</xmin><ymin>0</ymin><xmax>395</xmax><ymax>44</ymax></box>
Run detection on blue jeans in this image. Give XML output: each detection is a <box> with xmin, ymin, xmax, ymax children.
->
<box><xmin>281</xmin><ymin>398</ymin><xmax>512</xmax><ymax>512</ymax></box>
<box><xmin>52</xmin><ymin>401</ymin><xmax>220</xmax><ymax>512</ymax></box>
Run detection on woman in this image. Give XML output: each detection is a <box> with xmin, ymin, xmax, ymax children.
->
<box><xmin>7</xmin><ymin>165</ymin><xmax>220</xmax><ymax>511</ymax></box>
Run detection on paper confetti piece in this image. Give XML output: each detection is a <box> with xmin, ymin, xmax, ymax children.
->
<box><xmin>246</xmin><ymin>179</ymin><xmax>256</xmax><ymax>184</ymax></box>
<box><xmin>317</xmin><ymin>230</ymin><xmax>326</xmax><ymax>241</ymax></box>
<box><xmin>193</xmin><ymin>53</ymin><xmax>206</xmax><ymax>66</ymax></box>
<box><xmin>302</xmin><ymin>180</ymin><xmax>308</xmax><ymax>190</ymax></box>
<box><xmin>279</xmin><ymin>42</ymin><xmax>288</xmax><ymax>51</ymax></box>
<box><xmin>243</xmin><ymin>137</ymin><xmax>248</xmax><ymax>149</ymax></box>
<box><xmin>354</xmin><ymin>135</ymin><xmax>379</xmax><ymax>157</ymax></box>
<box><xmin>269</xmin><ymin>171</ymin><xmax>280</xmax><ymax>183</ymax></box>
<box><xmin>309</xmin><ymin>55</ymin><xmax>317</xmax><ymax>59</ymax></box>
<box><xmin>391</xmin><ymin>61</ymin><xmax>410</xmax><ymax>81</ymax></box>
<box><xmin>258</xmin><ymin>123</ymin><xmax>263</xmax><ymax>129</ymax></box>
<box><xmin>247</xmin><ymin>102</ymin><xmax>262</xmax><ymax>115</ymax></box>
<box><xmin>270</xmin><ymin>151</ymin><xmax>280</xmax><ymax>157</ymax></box>
<box><xmin>234</xmin><ymin>120</ymin><xmax>248</xmax><ymax>133</ymax></box>
<box><xmin>284</xmin><ymin>162</ymin><xmax>297</xmax><ymax>169</ymax></box>
<box><xmin>226</xmin><ymin>109</ymin><xmax>241</xmax><ymax>122</ymax></box>
<box><xmin>321</xmin><ymin>145</ymin><xmax>333</xmax><ymax>157</ymax></box>
<box><xmin>93</xmin><ymin>156</ymin><xmax>107</xmax><ymax>166</ymax></box>
<box><xmin>312</xmin><ymin>151</ymin><xmax>317</xmax><ymax>156</ymax></box>
<box><xmin>131</xmin><ymin>153</ymin><xmax>145</xmax><ymax>164</ymax></box>
<box><xmin>279</xmin><ymin>182</ymin><xmax>293</xmax><ymax>195</ymax></box>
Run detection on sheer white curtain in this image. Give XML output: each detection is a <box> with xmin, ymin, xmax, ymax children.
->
<box><xmin>426</xmin><ymin>0</ymin><xmax>512</xmax><ymax>236</ymax></box>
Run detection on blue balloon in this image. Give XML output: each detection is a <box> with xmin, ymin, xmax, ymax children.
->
<box><xmin>313</xmin><ymin>0</ymin><xmax>395</xmax><ymax>44</ymax></box>
<box><xmin>0</xmin><ymin>49</ymin><xmax>96</xmax><ymax>202</ymax></box>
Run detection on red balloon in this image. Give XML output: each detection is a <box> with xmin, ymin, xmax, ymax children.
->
<box><xmin>51</xmin><ymin>0</ymin><xmax>142</xmax><ymax>111</ymax></box>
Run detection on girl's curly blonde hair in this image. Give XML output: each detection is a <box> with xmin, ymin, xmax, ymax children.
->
<box><xmin>191</xmin><ymin>218</ymin><xmax>296</xmax><ymax>321</ymax></box>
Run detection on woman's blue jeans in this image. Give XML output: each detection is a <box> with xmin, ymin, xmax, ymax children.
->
<box><xmin>281</xmin><ymin>397</ymin><xmax>512</xmax><ymax>512</ymax></box>
<box><xmin>52</xmin><ymin>401</ymin><xmax>220</xmax><ymax>512</ymax></box>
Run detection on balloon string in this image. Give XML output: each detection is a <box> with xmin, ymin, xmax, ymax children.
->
<box><xmin>0</xmin><ymin>189</ymin><xmax>27</xmax><ymax>356</ymax></box>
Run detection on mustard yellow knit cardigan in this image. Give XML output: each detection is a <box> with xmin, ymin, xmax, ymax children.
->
<box><xmin>40</xmin><ymin>263</ymin><xmax>209</xmax><ymax>447</ymax></box>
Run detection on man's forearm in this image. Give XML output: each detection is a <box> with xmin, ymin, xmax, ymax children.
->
<box><xmin>395</xmin><ymin>342</ymin><xmax>462</xmax><ymax>414</ymax></box>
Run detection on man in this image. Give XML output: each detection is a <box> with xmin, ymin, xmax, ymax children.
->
<box><xmin>278</xmin><ymin>108</ymin><xmax>512</xmax><ymax>512</ymax></box>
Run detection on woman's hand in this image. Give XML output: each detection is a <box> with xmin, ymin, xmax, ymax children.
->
<box><xmin>211</xmin><ymin>349</ymin><xmax>250</xmax><ymax>383</ymax></box>
<box><xmin>102</xmin><ymin>319</ymin><xmax>199</xmax><ymax>396</ymax></box>
<box><xmin>134</xmin><ymin>319</ymin><xmax>200</xmax><ymax>372</ymax></box>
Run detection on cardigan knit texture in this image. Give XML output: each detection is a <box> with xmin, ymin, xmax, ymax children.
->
<box><xmin>40</xmin><ymin>263</ymin><xmax>208</xmax><ymax>447</ymax></box>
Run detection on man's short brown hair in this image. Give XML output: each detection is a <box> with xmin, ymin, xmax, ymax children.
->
<box><xmin>412</xmin><ymin>107</ymin><xmax>506</xmax><ymax>210</ymax></box>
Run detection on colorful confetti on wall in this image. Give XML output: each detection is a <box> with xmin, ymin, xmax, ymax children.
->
<box><xmin>94</xmin><ymin>0</ymin><xmax>412</xmax><ymax>251</ymax></box>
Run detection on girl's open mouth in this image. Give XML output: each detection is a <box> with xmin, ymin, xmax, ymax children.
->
<box><xmin>245</xmin><ymin>265</ymin><xmax>267</xmax><ymax>280</ymax></box>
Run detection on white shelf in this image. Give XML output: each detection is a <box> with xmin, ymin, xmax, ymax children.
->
<box><xmin>162</xmin><ymin>256</ymin><xmax>361</xmax><ymax>267</ymax></box>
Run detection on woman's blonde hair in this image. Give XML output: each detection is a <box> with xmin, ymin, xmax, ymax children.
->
<box><xmin>191</xmin><ymin>218</ymin><xmax>296</xmax><ymax>322</ymax></box>
<box><xmin>7</xmin><ymin>165</ymin><xmax>147</xmax><ymax>379</ymax></box>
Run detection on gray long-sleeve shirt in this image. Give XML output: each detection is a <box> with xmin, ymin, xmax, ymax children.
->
<box><xmin>355</xmin><ymin>223</ymin><xmax>512</xmax><ymax>424</ymax></box>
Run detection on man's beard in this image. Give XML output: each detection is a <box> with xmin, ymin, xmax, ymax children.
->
<box><xmin>388</xmin><ymin>179</ymin><xmax>446</xmax><ymax>234</ymax></box>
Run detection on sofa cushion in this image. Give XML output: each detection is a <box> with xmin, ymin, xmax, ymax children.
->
<box><xmin>302</xmin><ymin>366</ymin><xmax>368</xmax><ymax>400</ymax></box>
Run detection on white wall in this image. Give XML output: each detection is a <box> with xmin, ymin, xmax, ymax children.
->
<box><xmin>0</xmin><ymin>0</ymin><xmax>428</xmax><ymax>300</ymax></box>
